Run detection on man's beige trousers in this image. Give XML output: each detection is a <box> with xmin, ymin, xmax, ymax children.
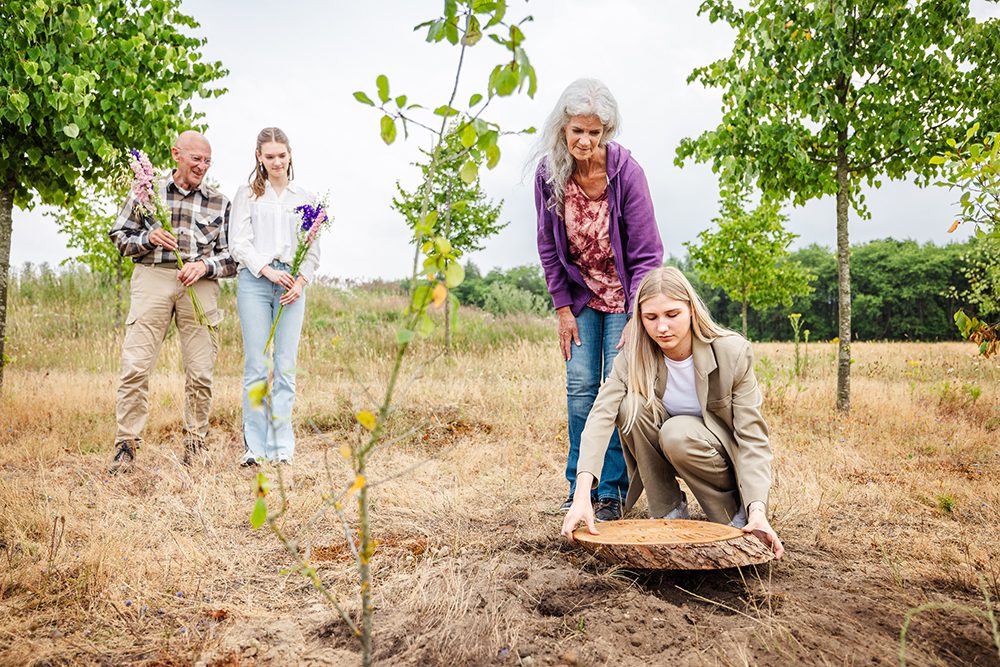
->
<box><xmin>115</xmin><ymin>264</ymin><xmax>221</xmax><ymax>444</ymax></box>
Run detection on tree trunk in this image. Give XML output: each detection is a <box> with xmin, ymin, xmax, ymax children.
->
<box><xmin>573</xmin><ymin>519</ymin><xmax>774</xmax><ymax>570</ymax></box>
<box><xmin>0</xmin><ymin>185</ymin><xmax>13</xmax><ymax>388</ymax></box>
<box><xmin>835</xmin><ymin>127</ymin><xmax>852</xmax><ymax>412</ymax></box>
<box><xmin>741</xmin><ymin>299</ymin><xmax>748</xmax><ymax>339</ymax></box>
<box><xmin>358</xmin><ymin>470</ymin><xmax>373</xmax><ymax>667</ymax></box>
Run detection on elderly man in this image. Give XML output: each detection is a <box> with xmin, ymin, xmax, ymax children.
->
<box><xmin>108</xmin><ymin>131</ymin><xmax>236</xmax><ymax>473</ymax></box>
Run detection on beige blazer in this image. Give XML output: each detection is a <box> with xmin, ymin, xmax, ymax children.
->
<box><xmin>577</xmin><ymin>333</ymin><xmax>773</xmax><ymax>512</ymax></box>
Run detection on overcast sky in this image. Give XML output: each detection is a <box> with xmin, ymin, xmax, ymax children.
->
<box><xmin>10</xmin><ymin>1</ymin><xmax>999</xmax><ymax>280</ymax></box>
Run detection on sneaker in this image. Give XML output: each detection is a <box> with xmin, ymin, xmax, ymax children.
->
<box><xmin>182</xmin><ymin>436</ymin><xmax>207</xmax><ymax>466</ymax></box>
<box><xmin>658</xmin><ymin>493</ymin><xmax>690</xmax><ymax>520</ymax></box>
<box><xmin>594</xmin><ymin>498</ymin><xmax>622</xmax><ymax>522</ymax></box>
<box><xmin>108</xmin><ymin>440</ymin><xmax>138</xmax><ymax>475</ymax></box>
<box><xmin>240</xmin><ymin>457</ymin><xmax>260</xmax><ymax>468</ymax></box>
<box><xmin>558</xmin><ymin>495</ymin><xmax>574</xmax><ymax>513</ymax></box>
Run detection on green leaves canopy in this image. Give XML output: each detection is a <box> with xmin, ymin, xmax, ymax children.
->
<box><xmin>1</xmin><ymin>0</ymin><xmax>227</xmax><ymax>208</ymax></box>
<box><xmin>676</xmin><ymin>0</ymin><xmax>1000</xmax><ymax>212</ymax></box>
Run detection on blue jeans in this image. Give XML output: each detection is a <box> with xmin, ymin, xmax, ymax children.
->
<box><xmin>237</xmin><ymin>264</ymin><xmax>306</xmax><ymax>462</ymax></box>
<box><xmin>565</xmin><ymin>307</ymin><xmax>629</xmax><ymax>502</ymax></box>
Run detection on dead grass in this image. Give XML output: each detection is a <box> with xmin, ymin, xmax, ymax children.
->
<box><xmin>2</xmin><ymin>281</ymin><xmax>1000</xmax><ymax>665</ymax></box>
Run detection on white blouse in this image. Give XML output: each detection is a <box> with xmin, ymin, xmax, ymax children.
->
<box><xmin>229</xmin><ymin>181</ymin><xmax>322</xmax><ymax>282</ymax></box>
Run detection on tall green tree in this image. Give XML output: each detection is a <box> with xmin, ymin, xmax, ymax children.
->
<box><xmin>677</xmin><ymin>0</ymin><xmax>1000</xmax><ymax>411</ymax></box>
<box><xmin>392</xmin><ymin>124</ymin><xmax>505</xmax><ymax>352</ymax></box>
<box><xmin>685</xmin><ymin>194</ymin><xmax>813</xmax><ymax>337</ymax></box>
<box><xmin>0</xmin><ymin>0</ymin><xmax>226</xmax><ymax>385</ymax></box>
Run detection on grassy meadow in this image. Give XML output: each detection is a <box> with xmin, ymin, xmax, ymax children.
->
<box><xmin>2</xmin><ymin>267</ymin><xmax>999</xmax><ymax>666</ymax></box>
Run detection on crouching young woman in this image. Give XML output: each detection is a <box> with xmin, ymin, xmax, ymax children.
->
<box><xmin>560</xmin><ymin>267</ymin><xmax>784</xmax><ymax>558</ymax></box>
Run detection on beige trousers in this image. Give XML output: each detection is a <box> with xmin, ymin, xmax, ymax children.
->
<box><xmin>115</xmin><ymin>264</ymin><xmax>221</xmax><ymax>444</ymax></box>
<box><xmin>617</xmin><ymin>400</ymin><xmax>741</xmax><ymax>524</ymax></box>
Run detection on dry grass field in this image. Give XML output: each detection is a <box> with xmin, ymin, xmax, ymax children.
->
<box><xmin>2</xmin><ymin>270</ymin><xmax>999</xmax><ymax>666</ymax></box>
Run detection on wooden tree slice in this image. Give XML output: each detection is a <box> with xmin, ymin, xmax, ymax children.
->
<box><xmin>573</xmin><ymin>519</ymin><xmax>774</xmax><ymax>570</ymax></box>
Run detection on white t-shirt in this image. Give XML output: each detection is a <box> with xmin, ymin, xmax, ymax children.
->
<box><xmin>662</xmin><ymin>354</ymin><xmax>702</xmax><ymax>418</ymax></box>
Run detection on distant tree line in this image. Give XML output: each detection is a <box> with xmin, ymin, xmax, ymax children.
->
<box><xmin>458</xmin><ymin>237</ymin><xmax>990</xmax><ymax>342</ymax></box>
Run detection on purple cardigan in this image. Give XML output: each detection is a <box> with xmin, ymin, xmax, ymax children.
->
<box><xmin>535</xmin><ymin>141</ymin><xmax>663</xmax><ymax>316</ymax></box>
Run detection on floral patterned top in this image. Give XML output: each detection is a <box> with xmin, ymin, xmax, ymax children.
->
<box><xmin>564</xmin><ymin>177</ymin><xmax>626</xmax><ymax>313</ymax></box>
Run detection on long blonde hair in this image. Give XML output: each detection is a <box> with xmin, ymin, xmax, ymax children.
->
<box><xmin>248</xmin><ymin>127</ymin><xmax>294</xmax><ymax>198</ymax></box>
<box><xmin>528</xmin><ymin>78</ymin><xmax>620</xmax><ymax>218</ymax></box>
<box><xmin>620</xmin><ymin>267</ymin><xmax>732</xmax><ymax>434</ymax></box>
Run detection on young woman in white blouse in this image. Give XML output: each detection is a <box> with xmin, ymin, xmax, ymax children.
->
<box><xmin>560</xmin><ymin>267</ymin><xmax>784</xmax><ymax>558</ymax></box>
<box><xmin>230</xmin><ymin>127</ymin><xmax>320</xmax><ymax>466</ymax></box>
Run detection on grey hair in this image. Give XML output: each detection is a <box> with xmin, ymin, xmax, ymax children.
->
<box><xmin>529</xmin><ymin>78</ymin><xmax>621</xmax><ymax>218</ymax></box>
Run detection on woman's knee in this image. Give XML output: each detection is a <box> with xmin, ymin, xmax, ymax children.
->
<box><xmin>658</xmin><ymin>417</ymin><xmax>703</xmax><ymax>463</ymax></box>
<box><xmin>566</xmin><ymin>359</ymin><xmax>600</xmax><ymax>397</ymax></box>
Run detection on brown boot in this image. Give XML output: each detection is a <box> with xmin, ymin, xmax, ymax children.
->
<box><xmin>182</xmin><ymin>435</ymin><xmax>208</xmax><ymax>466</ymax></box>
<box><xmin>108</xmin><ymin>439</ymin><xmax>140</xmax><ymax>475</ymax></box>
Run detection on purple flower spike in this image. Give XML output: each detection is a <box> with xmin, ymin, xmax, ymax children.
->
<box><xmin>125</xmin><ymin>599</ymin><xmax>133</xmax><ymax>607</ymax></box>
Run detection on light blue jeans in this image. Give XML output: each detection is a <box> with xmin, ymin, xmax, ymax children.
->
<box><xmin>237</xmin><ymin>263</ymin><xmax>305</xmax><ymax>462</ymax></box>
<box><xmin>566</xmin><ymin>306</ymin><xmax>629</xmax><ymax>502</ymax></box>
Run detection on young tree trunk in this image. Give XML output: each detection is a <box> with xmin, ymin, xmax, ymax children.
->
<box><xmin>357</xmin><ymin>468</ymin><xmax>373</xmax><ymax>667</ymax></box>
<box><xmin>0</xmin><ymin>185</ymin><xmax>13</xmax><ymax>388</ymax></box>
<box><xmin>835</xmin><ymin>129</ymin><xmax>852</xmax><ymax>412</ymax></box>
<box><xmin>741</xmin><ymin>299</ymin><xmax>749</xmax><ymax>338</ymax></box>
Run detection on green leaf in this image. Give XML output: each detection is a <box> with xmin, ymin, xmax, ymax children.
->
<box><xmin>62</xmin><ymin>124</ymin><xmax>80</xmax><ymax>139</ymax></box>
<box><xmin>395</xmin><ymin>94</ymin><xmax>407</xmax><ymax>107</ymax></box>
<box><xmin>445</xmin><ymin>16</ymin><xmax>460</xmax><ymax>44</ymax></box>
<box><xmin>10</xmin><ymin>91</ymin><xmax>29</xmax><ymax>113</ymax></box>
<box><xmin>413</xmin><ymin>283</ymin><xmax>433</xmax><ymax>309</ymax></box>
<box><xmin>484</xmin><ymin>0</ymin><xmax>506</xmax><ymax>27</ymax></box>
<box><xmin>380</xmin><ymin>115</ymin><xmax>397</xmax><ymax>145</ymax></box>
<box><xmin>376</xmin><ymin>74</ymin><xmax>390</xmax><ymax>103</ymax></box>
<box><xmin>444</xmin><ymin>260</ymin><xmax>466</xmax><ymax>288</ymax></box>
<box><xmin>486</xmin><ymin>143</ymin><xmax>501</xmax><ymax>169</ymax></box>
<box><xmin>434</xmin><ymin>105</ymin><xmax>459</xmax><ymax>117</ymax></box>
<box><xmin>462</xmin><ymin>15</ymin><xmax>482</xmax><ymax>46</ymax></box>
<box><xmin>417</xmin><ymin>312</ymin><xmax>435</xmax><ymax>337</ymax></box>
<box><xmin>353</xmin><ymin>91</ymin><xmax>375</xmax><ymax>106</ymax></box>
<box><xmin>434</xmin><ymin>236</ymin><xmax>453</xmax><ymax>255</ymax></box>
<box><xmin>494</xmin><ymin>65</ymin><xmax>518</xmax><ymax>96</ymax></box>
<box><xmin>425</xmin><ymin>18</ymin><xmax>445</xmax><ymax>42</ymax></box>
<box><xmin>444</xmin><ymin>0</ymin><xmax>457</xmax><ymax>19</ymax></box>
<box><xmin>928</xmin><ymin>155</ymin><xmax>946</xmax><ymax>165</ymax></box>
<box><xmin>397</xmin><ymin>328</ymin><xmax>414</xmax><ymax>345</ymax></box>
<box><xmin>469</xmin><ymin>93</ymin><xmax>483</xmax><ymax>106</ymax></box>
<box><xmin>248</xmin><ymin>380</ymin><xmax>268</xmax><ymax>408</ymax></box>
<box><xmin>250</xmin><ymin>498</ymin><xmax>267</xmax><ymax>529</ymax></box>
<box><xmin>460</xmin><ymin>123</ymin><xmax>477</xmax><ymax>148</ymax></box>
<box><xmin>459</xmin><ymin>158</ymin><xmax>478</xmax><ymax>184</ymax></box>
<box><xmin>954</xmin><ymin>310</ymin><xmax>972</xmax><ymax>336</ymax></box>
<box><xmin>417</xmin><ymin>210</ymin><xmax>439</xmax><ymax>234</ymax></box>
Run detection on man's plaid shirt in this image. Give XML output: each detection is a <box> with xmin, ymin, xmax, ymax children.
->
<box><xmin>109</xmin><ymin>172</ymin><xmax>237</xmax><ymax>279</ymax></box>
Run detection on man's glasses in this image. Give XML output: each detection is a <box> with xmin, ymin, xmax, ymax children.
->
<box><xmin>182</xmin><ymin>151</ymin><xmax>212</xmax><ymax>166</ymax></box>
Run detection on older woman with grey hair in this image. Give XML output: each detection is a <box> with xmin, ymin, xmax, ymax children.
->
<box><xmin>533</xmin><ymin>78</ymin><xmax>663</xmax><ymax>522</ymax></box>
